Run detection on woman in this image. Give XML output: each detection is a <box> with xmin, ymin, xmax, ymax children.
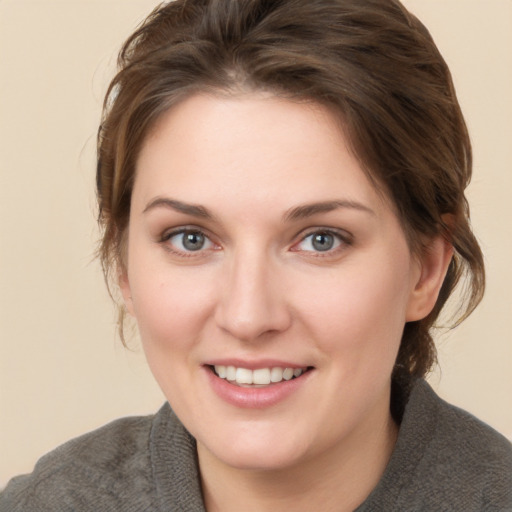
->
<box><xmin>1</xmin><ymin>0</ymin><xmax>511</xmax><ymax>510</ymax></box>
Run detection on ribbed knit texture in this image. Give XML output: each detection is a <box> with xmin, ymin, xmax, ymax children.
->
<box><xmin>1</xmin><ymin>380</ymin><xmax>511</xmax><ymax>511</ymax></box>
<box><xmin>356</xmin><ymin>381</ymin><xmax>512</xmax><ymax>511</ymax></box>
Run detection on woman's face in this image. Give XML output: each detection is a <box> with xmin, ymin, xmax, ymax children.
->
<box><xmin>122</xmin><ymin>93</ymin><xmax>428</xmax><ymax>471</ymax></box>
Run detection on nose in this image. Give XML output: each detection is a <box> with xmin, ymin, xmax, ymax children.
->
<box><xmin>214</xmin><ymin>248</ymin><xmax>292</xmax><ymax>342</ymax></box>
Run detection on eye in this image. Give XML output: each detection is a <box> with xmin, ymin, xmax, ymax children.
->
<box><xmin>293</xmin><ymin>230</ymin><xmax>347</xmax><ymax>253</ymax></box>
<box><xmin>163</xmin><ymin>229</ymin><xmax>216</xmax><ymax>253</ymax></box>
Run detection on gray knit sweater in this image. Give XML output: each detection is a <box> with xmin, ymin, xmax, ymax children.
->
<box><xmin>1</xmin><ymin>380</ymin><xmax>511</xmax><ymax>511</ymax></box>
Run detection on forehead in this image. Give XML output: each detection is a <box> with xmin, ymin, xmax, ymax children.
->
<box><xmin>133</xmin><ymin>93</ymin><xmax>390</xmax><ymax>218</ymax></box>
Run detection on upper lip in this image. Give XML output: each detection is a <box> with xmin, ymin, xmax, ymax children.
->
<box><xmin>204</xmin><ymin>358</ymin><xmax>311</xmax><ymax>370</ymax></box>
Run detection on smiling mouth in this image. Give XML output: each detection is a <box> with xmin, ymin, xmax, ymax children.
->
<box><xmin>209</xmin><ymin>365</ymin><xmax>313</xmax><ymax>387</ymax></box>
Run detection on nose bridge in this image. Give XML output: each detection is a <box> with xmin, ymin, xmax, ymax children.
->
<box><xmin>215</xmin><ymin>242</ymin><xmax>290</xmax><ymax>341</ymax></box>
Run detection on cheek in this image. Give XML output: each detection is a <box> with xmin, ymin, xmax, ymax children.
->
<box><xmin>298</xmin><ymin>254</ymin><xmax>413</xmax><ymax>357</ymax></box>
<box><xmin>129</xmin><ymin>264</ymin><xmax>216</xmax><ymax>352</ymax></box>
<box><xmin>127</xmin><ymin>266</ymin><xmax>218</xmax><ymax>410</ymax></box>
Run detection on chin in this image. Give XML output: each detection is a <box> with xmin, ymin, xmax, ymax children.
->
<box><xmin>210</xmin><ymin>445</ymin><xmax>305</xmax><ymax>472</ymax></box>
<box><xmin>197</xmin><ymin>421</ymin><xmax>319</xmax><ymax>473</ymax></box>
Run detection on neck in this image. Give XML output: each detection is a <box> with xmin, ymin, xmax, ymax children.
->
<box><xmin>198</xmin><ymin>400</ymin><xmax>398</xmax><ymax>512</ymax></box>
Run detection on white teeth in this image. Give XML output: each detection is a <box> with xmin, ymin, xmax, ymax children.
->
<box><xmin>213</xmin><ymin>365</ymin><xmax>307</xmax><ymax>385</ymax></box>
<box><xmin>216</xmin><ymin>365</ymin><xmax>227</xmax><ymax>378</ymax></box>
<box><xmin>270</xmin><ymin>367</ymin><xmax>283</xmax><ymax>383</ymax></box>
<box><xmin>226</xmin><ymin>366</ymin><xmax>236</xmax><ymax>381</ymax></box>
<box><xmin>252</xmin><ymin>368</ymin><xmax>271</xmax><ymax>385</ymax></box>
<box><xmin>282</xmin><ymin>368</ymin><xmax>294</xmax><ymax>380</ymax></box>
<box><xmin>235</xmin><ymin>367</ymin><xmax>253</xmax><ymax>385</ymax></box>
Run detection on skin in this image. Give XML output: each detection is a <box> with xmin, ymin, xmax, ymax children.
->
<box><xmin>120</xmin><ymin>93</ymin><xmax>452</xmax><ymax>511</ymax></box>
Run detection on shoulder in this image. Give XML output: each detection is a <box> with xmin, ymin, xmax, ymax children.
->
<box><xmin>360</xmin><ymin>380</ymin><xmax>512</xmax><ymax>511</ymax></box>
<box><xmin>394</xmin><ymin>380</ymin><xmax>512</xmax><ymax>510</ymax></box>
<box><xmin>0</xmin><ymin>405</ymin><xmax>172</xmax><ymax>512</ymax></box>
<box><xmin>414</xmin><ymin>380</ymin><xmax>512</xmax><ymax>467</ymax></box>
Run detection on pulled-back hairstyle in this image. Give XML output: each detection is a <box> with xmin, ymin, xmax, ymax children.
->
<box><xmin>96</xmin><ymin>0</ymin><xmax>484</xmax><ymax>388</ymax></box>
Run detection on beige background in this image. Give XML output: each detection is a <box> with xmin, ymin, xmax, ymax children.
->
<box><xmin>1</xmin><ymin>0</ymin><xmax>511</xmax><ymax>488</ymax></box>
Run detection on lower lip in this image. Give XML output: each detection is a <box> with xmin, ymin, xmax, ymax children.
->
<box><xmin>204</xmin><ymin>366</ymin><xmax>313</xmax><ymax>409</ymax></box>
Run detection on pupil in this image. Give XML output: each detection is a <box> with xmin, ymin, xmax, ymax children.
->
<box><xmin>312</xmin><ymin>233</ymin><xmax>333</xmax><ymax>251</ymax></box>
<box><xmin>183</xmin><ymin>232</ymin><xmax>204</xmax><ymax>251</ymax></box>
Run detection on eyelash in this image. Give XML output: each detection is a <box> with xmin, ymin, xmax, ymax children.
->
<box><xmin>291</xmin><ymin>228</ymin><xmax>353</xmax><ymax>256</ymax></box>
<box><xmin>159</xmin><ymin>227</ymin><xmax>352</xmax><ymax>257</ymax></box>
<box><xmin>160</xmin><ymin>227</ymin><xmax>218</xmax><ymax>256</ymax></box>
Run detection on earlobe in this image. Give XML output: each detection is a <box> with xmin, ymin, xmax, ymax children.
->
<box><xmin>406</xmin><ymin>235</ymin><xmax>454</xmax><ymax>322</ymax></box>
<box><xmin>119</xmin><ymin>270</ymin><xmax>135</xmax><ymax>317</ymax></box>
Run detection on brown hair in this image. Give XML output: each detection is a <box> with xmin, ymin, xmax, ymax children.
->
<box><xmin>96</xmin><ymin>0</ymin><xmax>484</xmax><ymax>386</ymax></box>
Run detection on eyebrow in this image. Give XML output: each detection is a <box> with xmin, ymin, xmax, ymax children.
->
<box><xmin>143</xmin><ymin>197</ymin><xmax>374</xmax><ymax>221</ymax></box>
<box><xmin>143</xmin><ymin>197</ymin><xmax>214</xmax><ymax>219</ymax></box>
<box><xmin>284</xmin><ymin>200</ymin><xmax>375</xmax><ymax>221</ymax></box>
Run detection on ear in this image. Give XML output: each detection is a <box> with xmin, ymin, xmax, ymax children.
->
<box><xmin>119</xmin><ymin>269</ymin><xmax>135</xmax><ymax>317</ymax></box>
<box><xmin>406</xmin><ymin>234</ymin><xmax>454</xmax><ymax>322</ymax></box>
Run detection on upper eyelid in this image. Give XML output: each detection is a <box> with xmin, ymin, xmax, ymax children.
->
<box><xmin>296</xmin><ymin>226</ymin><xmax>353</xmax><ymax>242</ymax></box>
<box><xmin>160</xmin><ymin>227</ymin><xmax>216</xmax><ymax>247</ymax></box>
<box><xmin>159</xmin><ymin>227</ymin><xmax>219</xmax><ymax>257</ymax></box>
<box><xmin>158</xmin><ymin>225</ymin><xmax>352</xmax><ymax>248</ymax></box>
<box><xmin>161</xmin><ymin>225</ymin><xmax>212</xmax><ymax>240</ymax></box>
<box><xmin>288</xmin><ymin>227</ymin><xmax>353</xmax><ymax>255</ymax></box>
